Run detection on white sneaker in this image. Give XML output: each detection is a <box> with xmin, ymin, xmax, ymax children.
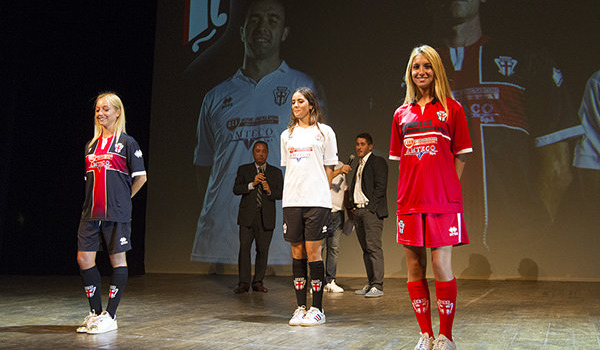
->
<box><xmin>300</xmin><ymin>307</ymin><xmax>326</xmax><ymax>326</ymax></box>
<box><xmin>325</xmin><ymin>280</ymin><xmax>344</xmax><ymax>293</ymax></box>
<box><xmin>414</xmin><ymin>332</ymin><xmax>434</xmax><ymax>350</ymax></box>
<box><xmin>288</xmin><ymin>306</ymin><xmax>307</xmax><ymax>326</ymax></box>
<box><xmin>432</xmin><ymin>334</ymin><xmax>456</xmax><ymax>350</ymax></box>
<box><xmin>76</xmin><ymin>312</ymin><xmax>98</xmax><ymax>333</ymax></box>
<box><xmin>87</xmin><ymin>311</ymin><xmax>118</xmax><ymax>334</ymax></box>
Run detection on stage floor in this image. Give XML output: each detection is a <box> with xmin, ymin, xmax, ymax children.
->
<box><xmin>1</xmin><ymin>274</ymin><xmax>599</xmax><ymax>349</ymax></box>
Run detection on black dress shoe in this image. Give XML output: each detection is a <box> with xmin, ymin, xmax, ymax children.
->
<box><xmin>252</xmin><ymin>283</ymin><xmax>268</xmax><ymax>293</ymax></box>
<box><xmin>233</xmin><ymin>283</ymin><xmax>249</xmax><ymax>294</ymax></box>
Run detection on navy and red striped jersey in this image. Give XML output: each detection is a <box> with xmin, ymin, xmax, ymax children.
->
<box><xmin>81</xmin><ymin>133</ymin><xmax>146</xmax><ymax>222</ymax></box>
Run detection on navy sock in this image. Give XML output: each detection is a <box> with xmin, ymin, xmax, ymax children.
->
<box><xmin>292</xmin><ymin>258</ymin><xmax>308</xmax><ymax>307</ymax></box>
<box><xmin>80</xmin><ymin>266</ymin><xmax>102</xmax><ymax>314</ymax></box>
<box><xmin>309</xmin><ymin>260</ymin><xmax>325</xmax><ymax>311</ymax></box>
<box><xmin>106</xmin><ymin>266</ymin><xmax>128</xmax><ymax>319</ymax></box>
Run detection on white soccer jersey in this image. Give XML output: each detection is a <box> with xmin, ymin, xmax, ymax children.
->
<box><xmin>281</xmin><ymin>123</ymin><xmax>338</xmax><ymax>209</ymax></box>
<box><xmin>191</xmin><ymin>62</ymin><xmax>318</xmax><ymax>264</ymax></box>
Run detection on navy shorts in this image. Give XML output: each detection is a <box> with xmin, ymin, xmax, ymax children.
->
<box><xmin>77</xmin><ymin>220</ymin><xmax>132</xmax><ymax>254</ymax></box>
<box><xmin>283</xmin><ymin>207</ymin><xmax>330</xmax><ymax>243</ymax></box>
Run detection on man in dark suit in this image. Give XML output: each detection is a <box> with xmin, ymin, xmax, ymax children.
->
<box><xmin>233</xmin><ymin>141</ymin><xmax>283</xmax><ymax>293</ymax></box>
<box><xmin>349</xmin><ymin>133</ymin><xmax>388</xmax><ymax>298</ymax></box>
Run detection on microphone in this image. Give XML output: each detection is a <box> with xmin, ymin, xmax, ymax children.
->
<box><xmin>346</xmin><ymin>154</ymin><xmax>356</xmax><ymax>166</ymax></box>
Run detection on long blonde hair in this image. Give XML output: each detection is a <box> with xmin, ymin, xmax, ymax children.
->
<box><xmin>287</xmin><ymin>87</ymin><xmax>325</xmax><ymax>137</ymax></box>
<box><xmin>88</xmin><ymin>92</ymin><xmax>126</xmax><ymax>148</ymax></box>
<box><xmin>403</xmin><ymin>45</ymin><xmax>454</xmax><ymax>112</ymax></box>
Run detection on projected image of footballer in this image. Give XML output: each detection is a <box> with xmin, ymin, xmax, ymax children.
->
<box><xmin>76</xmin><ymin>92</ymin><xmax>147</xmax><ymax>334</ymax></box>
<box><xmin>191</xmin><ymin>0</ymin><xmax>322</xmax><ymax>265</ymax></box>
<box><xmin>430</xmin><ymin>0</ymin><xmax>584</xmax><ymax>246</ymax></box>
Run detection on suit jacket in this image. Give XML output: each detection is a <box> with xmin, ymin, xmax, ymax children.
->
<box><xmin>349</xmin><ymin>153</ymin><xmax>389</xmax><ymax>219</ymax></box>
<box><xmin>233</xmin><ymin>162</ymin><xmax>283</xmax><ymax>230</ymax></box>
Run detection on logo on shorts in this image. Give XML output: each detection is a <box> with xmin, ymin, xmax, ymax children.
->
<box><xmin>84</xmin><ymin>285</ymin><xmax>96</xmax><ymax>298</ymax></box>
<box><xmin>448</xmin><ymin>226</ymin><xmax>458</xmax><ymax>237</ymax></box>
<box><xmin>411</xmin><ymin>297</ymin><xmax>430</xmax><ymax>314</ymax></box>
<box><xmin>398</xmin><ymin>219</ymin><xmax>405</xmax><ymax>235</ymax></box>
<box><xmin>294</xmin><ymin>277</ymin><xmax>306</xmax><ymax>290</ymax></box>
<box><xmin>109</xmin><ymin>285</ymin><xmax>119</xmax><ymax>299</ymax></box>
<box><xmin>311</xmin><ymin>279</ymin><xmax>322</xmax><ymax>292</ymax></box>
<box><xmin>283</xmin><ymin>223</ymin><xmax>287</xmax><ymax>234</ymax></box>
<box><xmin>120</xmin><ymin>237</ymin><xmax>128</xmax><ymax>245</ymax></box>
<box><xmin>437</xmin><ymin>299</ymin><xmax>454</xmax><ymax>315</ymax></box>
<box><xmin>322</xmin><ymin>225</ymin><xmax>328</xmax><ymax>233</ymax></box>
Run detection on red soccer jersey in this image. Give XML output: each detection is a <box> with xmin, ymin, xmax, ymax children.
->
<box><xmin>389</xmin><ymin>98</ymin><xmax>472</xmax><ymax>215</ymax></box>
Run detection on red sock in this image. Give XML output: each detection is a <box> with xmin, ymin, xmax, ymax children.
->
<box><xmin>435</xmin><ymin>278</ymin><xmax>457</xmax><ymax>341</ymax></box>
<box><xmin>407</xmin><ymin>279</ymin><xmax>433</xmax><ymax>337</ymax></box>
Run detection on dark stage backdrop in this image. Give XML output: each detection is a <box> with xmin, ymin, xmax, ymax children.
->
<box><xmin>147</xmin><ymin>0</ymin><xmax>600</xmax><ymax>280</ymax></box>
<box><xmin>0</xmin><ymin>2</ymin><xmax>157</xmax><ymax>275</ymax></box>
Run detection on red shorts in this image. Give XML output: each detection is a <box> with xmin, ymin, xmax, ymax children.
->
<box><xmin>396</xmin><ymin>213</ymin><xmax>469</xmax><ymax>248</ymax></box>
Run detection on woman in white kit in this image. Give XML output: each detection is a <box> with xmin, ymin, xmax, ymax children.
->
<box><xmin>280</xmin><ymin>87</ymin><xmax>339</xmax><ymax>326</ymax></box>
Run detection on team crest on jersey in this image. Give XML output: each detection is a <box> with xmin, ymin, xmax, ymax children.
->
<box><xmin>109</xmin><ymin>285</ymin><xmax>119</xmax><ymax>299</ymax></box>
<box><xmin>311</xmin><ymin>279</ymin><xmax>323</xmax><ymax>292</ymax></box>
<box><xmin>115</xmin><ymin>143</ymin><xmax>124</xmax><ymax>153</ymax></box>
<box><xmin>494</xmin><ymin>56</ymin><xmax>518</xmax><ymax>77</ymax></box>
<box><xmin>397</xmin><ymin>219</ymin><xmax>405</xmax><ymax>235</ymax></box>
<box><xmin>84</xmin><ymin>285</ymin><xmax>96</xmax><ymax>298</ymax></box>
<box><xmin>449</xmin><ymin>226</ymin><xmax>458</xmax><ymax>237</ymax></box>
<box><xmin>552</xmin><ymin>67</ymin><xmax>564</xmax><ymax>87</ymax></box>
<box><xmin>273</xmin><ymin>86</ymin><xmax>290</xmax><ymax>106</ymax></box>
<box><xmin>294</xmin><ymin>277</ymin><xmax>306</xmax><ymax>290</ymax></box>
<box><xmin>437</xmin><ymin>111</ymin><xmax>448</xmax><ymax>122</ymax></box>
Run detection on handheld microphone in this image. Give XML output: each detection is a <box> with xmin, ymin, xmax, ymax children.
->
<box><xmin>346</xmin><ymin>154</ymin><xmax>356</xmax><ymax>166</ymax></box>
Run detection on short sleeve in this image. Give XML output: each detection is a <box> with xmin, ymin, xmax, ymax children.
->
<box><xmin>193</xmin><ymin>94</ymin><xmax>216</xmax><ymax>166</ymax></box>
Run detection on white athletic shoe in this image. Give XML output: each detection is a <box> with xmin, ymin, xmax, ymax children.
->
<box><xmin>76</xmin><ymin>312</ymin><xmax>98</xmax><ymax>333</ymax></box>
<box><xmin>414</xmin><ymin>332</ymin><xmax>434</xmax><ymax>350</ymax></box>
<box><xmin>325</xmin><ymin>280</ymin><xmax>344</xmax><ymax>293</ymax></box>
<box><xmin>432</xmin><ymin>334</ymin><xmax>456</xmax><ymax>350</ymax></box>
<box><xmin>87</xmin><ymin>311</ymin><xmax>118</xmax><ymax>334</ymax></box>
<box><xmin>288</xmin><ymin>306</ymin><xmax>307</xmax><ymax>326</ymax></box>
<box><xmin>300</xmin><ymin>307</ymin><xmax>326</xmax><ymax>326</ymax></box>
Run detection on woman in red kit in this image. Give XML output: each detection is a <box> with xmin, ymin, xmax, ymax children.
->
<box><xmin>75</xmin><ymin>92</ymin><xmax>147</xmax><ymax>334</ymax></box>
<box><xmin>389</xmin><ymin>45</ymin><xmax>472</xmax><ymax>350</ymax></box>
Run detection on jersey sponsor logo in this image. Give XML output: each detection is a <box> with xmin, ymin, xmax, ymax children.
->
<box><xmin>84</xmin><ymin>285</ymin><xmax>96</xmax><ymax>298</ymax></box>
<box><xmin>273</xmin><ymin>86</ymin><xmax>291</xmax><ymax>106</ymax></box>
<box><xmin>294</xmin><ymin>277</ymin><xmax>306</xmax><ymax>290</ymax></box>
<box><xmin>411</xmin><ymin>297</ymin><xmax>430</xmax><ymax>314</ymax></box>
<box><xmin>311</xmin><ymin>279</ymin><xmax>323</xmax><ymax>292</ymax></box>
<box><xmin>109</xmin><ymin>285</ymin><xmax>119</xmax><ymax>299</ymax></box>
<box><xmin>552</xmin><ymin>67</ymin><xmax>564</xmax><ymax>87</ymax></box>
<box><xmin>437</xmin><ymin>111</ymin><xmax>448</xmax><ymax>122</ymax></box>
<box><xmin>115</xmin><ymin>143</ymin><xmax>124</xmax><ymax>153</ymax></box>
<box><xmin>494</xmin><ymin>56</ymin><xmax>518</xmax><ymax>77</ymax></box>
<box><xmin>437</xmin><ymin>299</ymin><xmax>454</xmax><ymax>315</ymax></box>
<box><xmin>289</xmin><ymin>147</ymin><xmax>313</xmax><ymax>162</ymax></box>
<box><xmin>120</xmin><ymin>237</ymin><xmax>129</xmax><ymax>245</ymax></box>
<box><xmin>449</xmin><ymin>226</ymin><xmax>458</xmax><ymax>237</ymax></box>
<box><xmin>406</xmin><ymin>145</ymin><xmax>438</xmax><ymax>160</ymax></box>
<box><xmin>397</xmin><ymin>219</ymin><xmax>405</xmax><ymax>235</ymax></box>
<box><xmin>226</xmin><ymin>116</ymin><xmax>279</xmax><ymax>149</ymax></box>
<box><xmin>134</xmin><ymin>150</ymin><xmax>143</xmax><ymax>158</ymax></box>
<box><xmin>469</xmin><ymin>103</ymin><xmax>497</xmax><ymax>123</ymax></box>
<box><xmin>185</xmin><ymin>0</ymin><xmax>229</xmax><ymax>54</ymax></box>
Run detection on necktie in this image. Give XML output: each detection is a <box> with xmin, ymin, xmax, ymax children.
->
<box><xmin>256</xmin><ymin>166</ymin><xmax>264</xmax><ymax>208</ymax></box>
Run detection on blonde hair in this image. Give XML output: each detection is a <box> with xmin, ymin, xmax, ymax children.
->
<box><xmin>403</xmin><ymin>45</ymin><xmax>454</xmax><ymax>112</ymax></box>
<box><xmin>88</xmin><ymin>92</ymin><xmax>126</xmax><ymax>148</ymax></box>
<box><xmin>287</xmin><ymin>87</ymin><xmax>325</xmax><ymax>137</ymax></box>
